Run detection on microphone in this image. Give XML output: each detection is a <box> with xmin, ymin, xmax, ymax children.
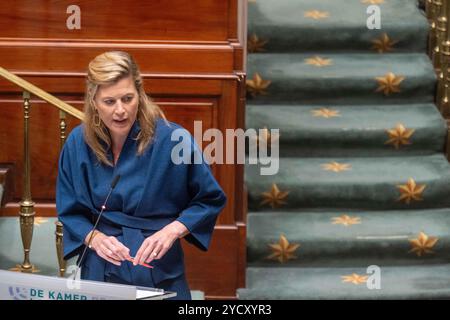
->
<box><xmin>74</xmin><ymin>175</ymin><xmax>121</xmax><ymax>278</ymax></box>
<box><xmin>110</xmin><ymin>174</ymin><xmax>120</xmax><ymax>189</ymax></box>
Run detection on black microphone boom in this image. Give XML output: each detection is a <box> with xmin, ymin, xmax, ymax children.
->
<box><xmin>73</xmin><ymin>175</ymin><xmax>121</xmax><ymax>278</ymax></box>
<box><xmin>111</xmin><ymin>175</ymin><xmax>121</xmax><ymax>189</ymax></box>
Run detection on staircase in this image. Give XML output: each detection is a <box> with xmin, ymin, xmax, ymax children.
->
<box><xmin>238</xmin><ymin>0</ymin><xmax>450</xmax><ymax>299</ymax></box>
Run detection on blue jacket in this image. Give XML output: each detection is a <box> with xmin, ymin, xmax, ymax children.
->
<box><xmin>56</xmin><ymin>118</ymin><xmax>227</xmax><ymax>287</ymax></box>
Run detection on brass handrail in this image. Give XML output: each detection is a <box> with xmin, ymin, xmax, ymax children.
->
<box><xmin>0</xmin><ymin>66</ymin><xmax>84</xmax><ymax>120</ymax></box>
<box><xmin>427</xmin><ymin>0</ymin><xmax>450</xmax><ymax>160</ymax></box>
<box><xmin>427</xmin><ymin>0</ymin><xmax>437</xmax><ymax>56</ymax></box>
<box><xmin>0</xmin><ymin>66</ymin><xmax>83</xmax><ymax>276</ymax></box>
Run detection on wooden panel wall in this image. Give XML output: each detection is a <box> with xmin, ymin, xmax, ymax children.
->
<box><xmin>0</xmin><ymin>0</ymin><xmax>247</xmax><ymax>299</ymax></box>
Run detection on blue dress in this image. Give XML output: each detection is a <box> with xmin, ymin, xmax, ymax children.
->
<box><xmin>56</xmin><ymin>118</ymin><xmax>227</xmax><ymax>299</ymax></box>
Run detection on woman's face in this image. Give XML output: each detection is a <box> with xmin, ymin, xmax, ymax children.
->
<box><xmin>94</xmin><ymin>75</ymin><xmax>139</xmax><ymax>141</ymax></box>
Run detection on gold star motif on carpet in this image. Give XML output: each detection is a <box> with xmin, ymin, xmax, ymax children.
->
<box><xmin>305</xmin><ymin>56</ymin><xmax>333</xmax><ymax>67</ymax></box>
<box><xmin>267</xmin><ymin>234</ymin><xmax>300</xmax><ymax>263</ymax></box>
<box><xmin>341</xmin><ymin>273</ymin><xmax>368</xmax><ymax>285</ymax></box>
<box><xmin>321</xmin><ymin>162</ymin><xmax>352</xmax><ymax>172</ymax></box>
<box><xmin>248</xmin><ymin>34</ymin><xmax>268</xmax><ymax>53</ymax></box>
<box><xmin>409</xmin><ymin>232</ymin><xmax>438</xmax><ymax>257</ymax></box>
<box><xmin>397</xmin><ymin>178</ymin><xmax>426</xmax><ymax>204</ymax></box>
<box><xmin>375</xmin><ymin>72</ymin><xmax>405</xmax><ymax>96</ymax></box>
<box><xmin>260</xmin><ymin>183</ymin><xmax>289</xmax><ymax>209</ymax></box>
<box><xmin>311</xmin><ymin>108</ymin><xmax>340</xmax><ymax>118</ymax></box>
<box><xmin>304</xmin><ymin>10</ymin><xmax>330</xmax><ymax>20</ymax></box>
<box><xmin>246</xmin><ymin>73</ymin><xmax>271</xmax><ymax>97</ymax></box>
<box><xmin>371</xmin><ymin>33</ymin><xmax>398</xmax><ymax>53</ymax></box>
<box><xmin>385</xmin><ymin>123</ymin><xmax>414</xmax><ymax>149</ymax></box>
<box><xmin>34</xmin><ymin>217</ymin><xmax>48</xmax><ymax>226</ymax></box>
<box><xmin>361</xmin><ymin>0</ymin><xmax>385</xmax><ymax>4</ymax></box>
<box><xmin>332</xmin><ymin>215</ymin><xmax>361</xmax><ymax>226</ymax></box>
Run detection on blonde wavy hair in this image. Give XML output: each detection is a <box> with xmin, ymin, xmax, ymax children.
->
<box><xmin>83</xmin><ymin>51</ymin><xmax>165</xmax><ymax>166</ymax></box>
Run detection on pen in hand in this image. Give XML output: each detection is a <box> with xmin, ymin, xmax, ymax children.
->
<box><xmin>126</xmin><ymin>256</ymin><xmax>153</xmax><ymax>268</ymax></box>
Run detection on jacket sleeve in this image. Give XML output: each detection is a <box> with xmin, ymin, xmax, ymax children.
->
<box><xmin>56</xmin><ymin>136</ymin><xmax>94</xmax><ymax>260</ymax></box>
<box><xmin>175</xmin><ymin>132</ymin><xmax>227</xmax><ymax>251</ymax></box>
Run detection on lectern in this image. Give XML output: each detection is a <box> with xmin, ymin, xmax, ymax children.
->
<box><xmin>0</xmin><ymin>270</ymin><xmax>176</xmax><ymax>300</ymax></box>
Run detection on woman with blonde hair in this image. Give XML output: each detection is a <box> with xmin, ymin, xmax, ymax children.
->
<box><xmin>56</xmin><ymin>51</ymin><xmax>226</xmax><ymax>300</ymax></box>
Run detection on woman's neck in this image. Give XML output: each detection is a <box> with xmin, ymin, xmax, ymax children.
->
<box><xmin>111</xmin><ymin>134</ymin><xmax>127</xmax><ymax>164</ymax></box>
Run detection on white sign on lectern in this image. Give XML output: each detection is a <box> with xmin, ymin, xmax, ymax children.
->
<box><xmin>0</xmin><ymin>270</ymin><xmax>176</xmax><ymax>300</ymax></box>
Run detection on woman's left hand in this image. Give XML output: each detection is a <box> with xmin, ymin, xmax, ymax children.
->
<box><xmin>134</xmin><ymin>221</ymin><xmax>189</xmax><ymax>266</ymax></box>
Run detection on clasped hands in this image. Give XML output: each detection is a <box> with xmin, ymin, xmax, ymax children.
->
<box><xmin>85</xmin><ymin>221</ymin><xmax>188</xmax><ymax>267</ymax></box>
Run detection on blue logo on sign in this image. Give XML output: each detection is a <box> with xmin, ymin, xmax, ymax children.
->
<box><xmin>8</xmin><ymin>286</ymin><xmax>28</xmax><ymax>300</ymax></box>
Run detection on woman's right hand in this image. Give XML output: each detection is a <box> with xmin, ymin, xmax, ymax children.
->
<box><xmin>85</xmin><ymin>231</ymin><xmax>131</xmax><ymax>266</ymax></box>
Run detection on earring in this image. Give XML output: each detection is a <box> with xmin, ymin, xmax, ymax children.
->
<box><xmin>94</xmin><ymin>111</ymin><xmax>101</xmax><ymax>127</ymax></box>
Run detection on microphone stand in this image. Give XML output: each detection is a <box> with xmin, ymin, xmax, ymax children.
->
<box><xmin>73</xmin><ymin>175</ymin><xmax>121</xmax><ymax>280</ymax></box>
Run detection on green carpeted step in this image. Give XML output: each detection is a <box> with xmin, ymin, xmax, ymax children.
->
<box><xmin>247</xmin><ymin>53</ymin><xmax>435</xmax><ymax>104</ymax></box>
<box><xmin>247</xmin><ymin>209</ymin><xmax>450</xmax><ymax>266</ymax></box>
<box><xmin>238</xmin><ymin>264</ymin><xmax>450</xmax><ymax>299</ymax></box>
<box><xmin>0</xmin><ymin>217</ymin><xmax>75</xmax><ymax>276</ymax></box>
<box><xmin>248</xmin><ymin>0</ymin><xmax>428</xmax><ymax>53</ymax></box>
<box><xmin>247</xmin><ymin>154</ymin><xmax>450</xmax><ymax>210</ymax></box>
<box><xmin>246</xmin><ymin>103</ymin><xmax>446</xmax><ymax>157</ymax></box>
